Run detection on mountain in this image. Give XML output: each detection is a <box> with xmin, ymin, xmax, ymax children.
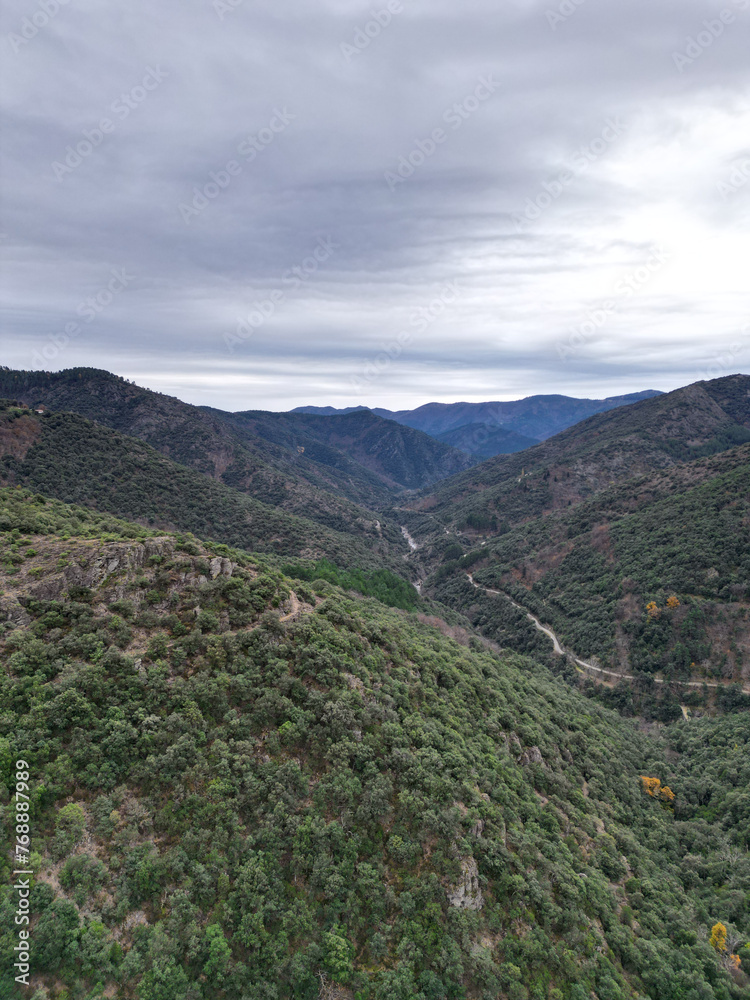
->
<box><xmin>222</xmin><ymin>407</ymin><xmax>478</xmax><ymax>490</ymax></box>
<box><xmin>0</xmin><ymin>368</ymin><xmax>476</xmax><ymax>512</ymax></box>
<box><xmin>293</xmin><ymin>389</ymin><xmax>663</xmax><ymax>452</ymax></box>
<box><xmin>431</xmin><ymin>444</ymin><xmax>750</xmax><ymax>716</ymax></box>
<box><xmin>0</xmin><ymin>401</ymin><xmax>406</xmax><ymax>569</ymax></box>
<box><xmin>433</xmin><ymin>422</ymin><xmax>540</xmax><ymax>457</ymax></box>
<box><xmin>1</xmin><ymin>485</ymin><xmax>748</xmax><ymax>998</ymax></box>
<box><xmin>398</xmin><ymin>376</ymin><xmax>750</xmax><ymax>716</ymax></box>
<box><xmin>408</xmin><ymin>377</ymin><xmax>750</xmax><ymax>528</ymax></box>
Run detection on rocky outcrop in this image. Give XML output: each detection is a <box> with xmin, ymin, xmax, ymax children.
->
<box><xmin>24</xmin><ymin>537</ymin><xmax>176</xmax><ymax>601</ymax></box>
<box><xmin>0</xmin><ymin>595</ymin><xmax>32</xmax><ymax>628</ymax></box>
<box><xmin>447</xmin><ymin>857</ymin><xmax>484</xmax><ymax>911</ymax></box>
<box><xmin>518</xmin><ymin>745</ymin><xmax>544</xmax><ymax>767</ymax></box>
<box><xmin>10</xmin><ymin>536</ymin><xmax>237</xmax><ymax>605</ymax></box>
<box><xmin>209</xmin><ymin>555</ymin><xmax>234</xmax><ymax>579</ymax></box>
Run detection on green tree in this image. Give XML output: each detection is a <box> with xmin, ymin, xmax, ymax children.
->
<box><xmin>203</xmin><ymin>924</ymin><xmax>232</xmax><ymax>983</ymax></box>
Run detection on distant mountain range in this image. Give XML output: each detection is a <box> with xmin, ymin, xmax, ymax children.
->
<box><xmin>292</xmin><ymin>390</ymin><xmax>663</xmax><ymax>456</ymax></box>
<box><xmin>431</xmin><ymin>423</ymin><xmax>539</xmax><ymax>458</ymax></box>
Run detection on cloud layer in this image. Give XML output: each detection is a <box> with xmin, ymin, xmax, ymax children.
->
<box><xmin>2</xmin><ymin>0</ymin><xmax>749</xmax><ymax>409</ymax></box>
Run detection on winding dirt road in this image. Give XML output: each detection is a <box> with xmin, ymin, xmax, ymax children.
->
<box><xmin>466</xmin><ymin>574</ymin><xmax>750</xmax><ymax>694</ymax></box>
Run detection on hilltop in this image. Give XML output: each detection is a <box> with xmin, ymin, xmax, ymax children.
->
<box><xmin>0</xmin><ymin>487</ymin><xmax>747</xmax><ymax>998</ymax></box>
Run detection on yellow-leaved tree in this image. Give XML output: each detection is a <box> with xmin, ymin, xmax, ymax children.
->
<box><xmin>640</xmin><ymin>776</ymin><xmax>675</xmax><ymax>803</ymax></box>
<box><xmin>710</xmin><ymin>922</ymin><xmax>727</xmax><ymax>952</ymax></box>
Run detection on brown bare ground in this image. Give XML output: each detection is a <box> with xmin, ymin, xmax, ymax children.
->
<box><xmin>0</xmin><ymin>413</ymin><xmax>42</xmax><ymax>460</ymax></box>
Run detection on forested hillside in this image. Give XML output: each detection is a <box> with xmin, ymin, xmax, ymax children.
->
<box><xmin>0</xmin><ymin>403</ymin><xmax>406</xmax><ymax>571</ymax></box>
<box><xmin>432</xmin><ymin>424</ymin><xmax>539</xmax><ymax>458</ymax></box>
<box><xmin>225</xmin><ymin>408</ymin><xmax>478</xmax><ymax>489</ymax></box>
<box><xmin>394</xmin><ymin>377</ymin><xmax>750</xmax><ymax>717</ymax></box>
<box><xmin>429</xmin><ymin>446</ymin><xmax>750</xmax><ymax>718</ymax></box>
<box><xmin>411</xmin><ymin>377</ymin><xmax>750</xmax><ymax>528</ymax></box>
<box><xmin>0</xmin><ymin>488</ymin><xmax>748</xmax><ymax>999</ymax></box>
<box><xmin>0</xmin><ymin>368</ymin><xmax>476</xmax><ymax>508</ymax></box>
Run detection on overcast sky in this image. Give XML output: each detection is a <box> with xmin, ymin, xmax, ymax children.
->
<box><xmin>1</xmin><ymin>0</ymin><xmax>749</xmax><ymax>411</ymax></box>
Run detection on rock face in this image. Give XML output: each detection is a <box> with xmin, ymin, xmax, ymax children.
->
<box><xmin>26</xmin><ymin>537</ymin><xmax>178</xmax><ymax>602</ymax></box>
<box><xmin>447</xmin><ymin>857</ymin><xmax>484</xmax><ymax>911</ymax></box>
<box><xmin>4</xmin><ymin>535</ymin><xmax>238</xmax><ymax>608</ymax></box>
<box><xmin>518</xmin><ymin>745</ymin><xmax>544</xmax><ymax>767</ymax></box>
<box><xmin>0</xmin><ymin>596</ymin><xmax>31</xmax><ymax>628</ymax></box>
<box><xmin>209</xmin><ymin>556</ymin><xmax>234</xmax><ymax>579</ymax></box>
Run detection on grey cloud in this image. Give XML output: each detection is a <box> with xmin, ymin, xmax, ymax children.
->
<box><xmin>1</xmin><ymin>0</ymin><xmax>749</xmax><ymax>408</ymax></box>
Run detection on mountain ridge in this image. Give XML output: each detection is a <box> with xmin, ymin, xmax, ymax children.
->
<box><xmin>393</xmin><ymin>375</ymin><xmax>750</xmax><ymax>718</ymax></box>
<box><xmin>292</xmin><ymin>389</ymin><xmax>664</xmax><ymax>448</ymax></box>
<box><xmin>0</xmin><ymin>401</ymin><xmax>409</xmax><ymax>570</ymax></box>
<box><xmin>0</xmin><ymin>367</ymin><xmax>477</xmax><ymax>512</ymax></box>
<box><xmin>407</xmin><ymin>377</ymin><xmax>750</xmax><ymax>526</ymax></box>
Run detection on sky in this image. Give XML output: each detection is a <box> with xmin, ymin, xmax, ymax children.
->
<box><xmin>1</xmin><ymin>0</ymin><xmax>749</xmax><ymax>412</ymax></box>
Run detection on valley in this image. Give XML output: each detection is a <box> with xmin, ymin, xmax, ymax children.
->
<box><xmin>0</xmin><ymin>368</ymin><xmax>748</xmax><ymax>999</ymax></box>
<box><xmin>466</xmin><ymin>573</ymin><xmax>750</xmax><ymax>698</ymax></box>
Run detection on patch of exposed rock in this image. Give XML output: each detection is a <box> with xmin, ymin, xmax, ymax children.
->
<box><xmin>447</xmin><ymin>856</ymin><xmax>484</xmax><ymax>911</ymax></box>
<box><xmin>0</xmin><ymin>595</ymin><xmax>32</xmax><ymax>628</ymax></box>
<box><xmin>5</xmin><ymin>535</ymin><xmax>237</xmax><ymax>606</ymax></box>
<box><xmin>518</xmin><ymin>745</ymin><xmax>544</xmax><ymax>767</ymax></box>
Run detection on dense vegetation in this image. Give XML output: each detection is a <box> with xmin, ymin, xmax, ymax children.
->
<box><xmin>226</xmin><ymin>408</ymin><xmax>477</xmax><ymax>490</ymax></box>
<box><xmin>0</xmin><ymin>405</ymin><xmax>408</xmax><ymax>573</ymax></box>
<box><xmin>0</xmin><ymin>367</ymin><xmax>475</xmax><ymax>510</ymax></box>
<box><xmin>0</xmin><ymin>490</ymin><xmax>748</xmax><ymax>998</ymax></box>
<box><xmin>1</xmin><ymin>371</ymin><xmax>749</xmax><ymax>999</ymax></box>
<box><xmin>426</xmin><ymin>447</ymin><xmax>750</xmax><ymax>716</ymax></box>
<box><xmin>403</xmin><ymin>380</ymin><xmax>750</xmax><ymax>714</ymax></box>
<box><xmin>281</xmin><ymin>558</ymin><xmax>419</xmax><ymax>611</ymax></box>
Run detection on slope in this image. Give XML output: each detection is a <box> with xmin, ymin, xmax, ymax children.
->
<box><xmin>0</xmin><ymin>487</ymin><xmax>747</xmax><ymax>999</ymax></box>
<box><xmin>429</xmin><ymin>444</ymin><xmax>750</xmax><ymax>717</ymax></box>
<box><xmin>409</xmin><ymin>376</ymin><xmax>750</xmax><ymax>532</ymax></box>
<box><xmin>0</xmin><ymin>367</ymin><xmax>475</xmax><ymax>509</ymax></box>
<box><xmin>0</xmin><ymin>402</ymin><xmax>406</xmax><ymax>569</ymax></box>
<box><xmin>223</xmin><ymin>407</ymin><xmax>477</xmax><ymax>489</ymax></box>
<box><xmin>433</xmin><ymin>422</ymin><xmax>540</xmax><ymax>457</ymax></box>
